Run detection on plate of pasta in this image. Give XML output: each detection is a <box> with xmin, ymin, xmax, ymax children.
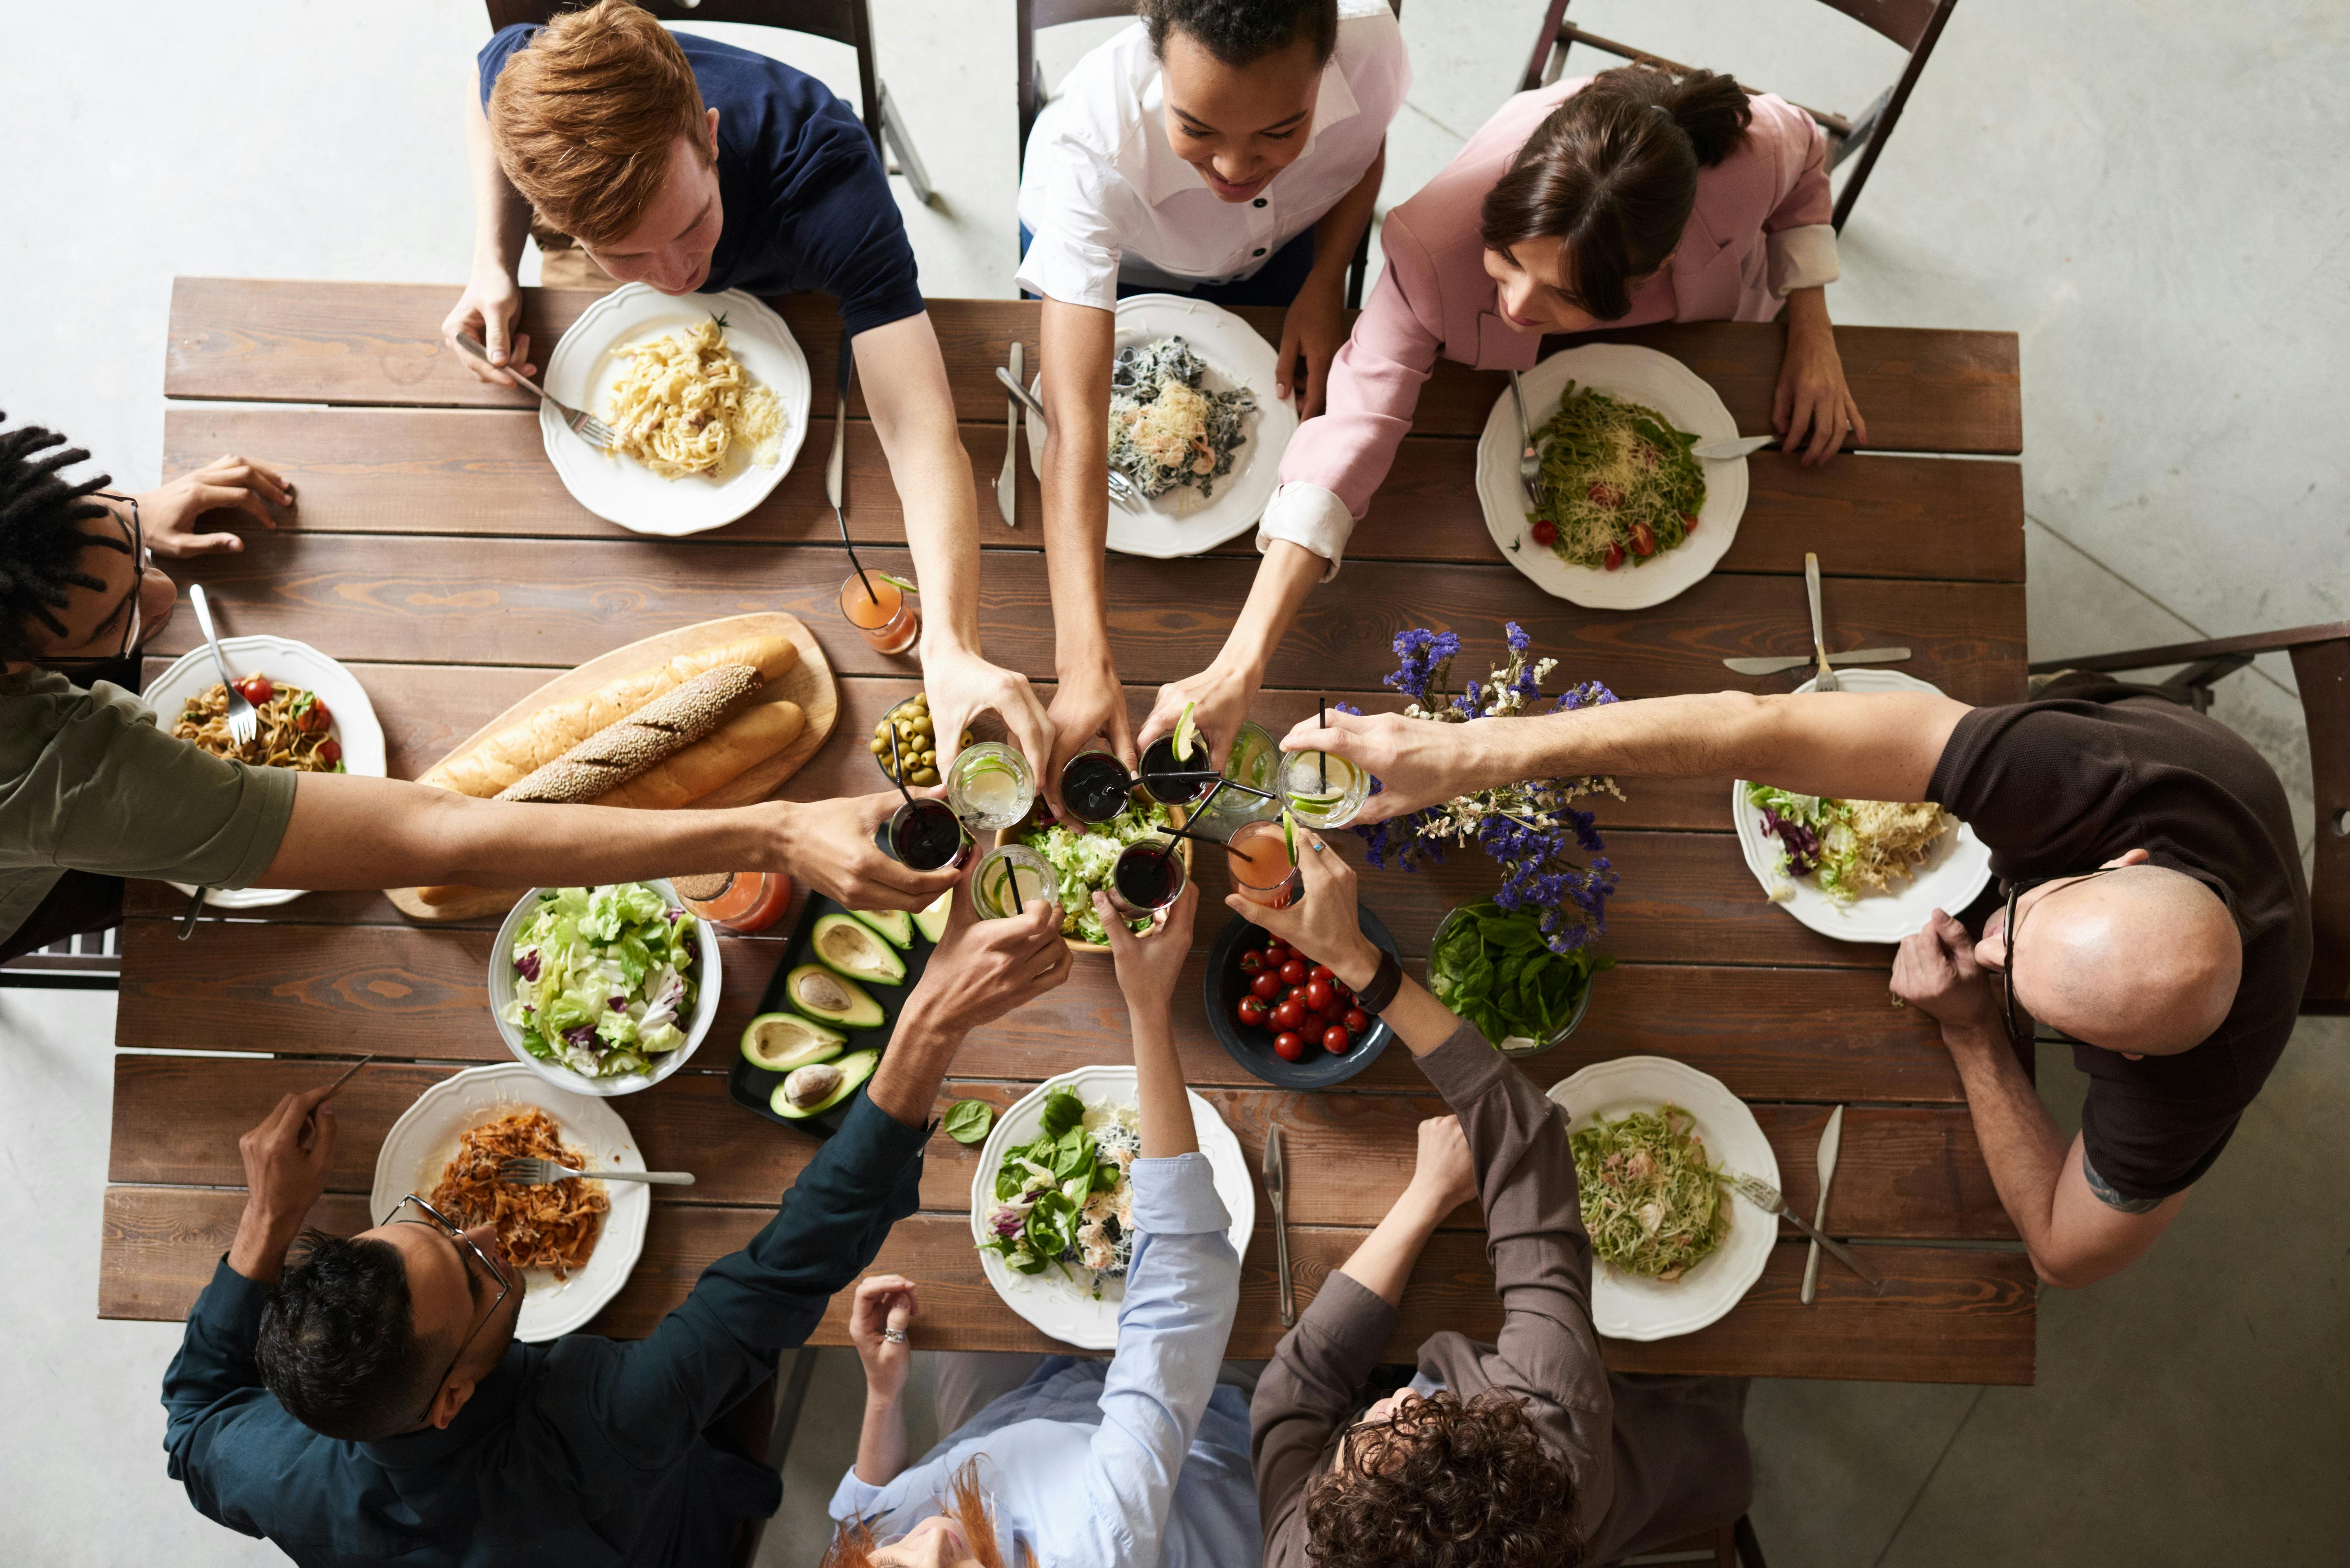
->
<box><xmin>1475</xmin><ymin>343</ymin><xmax>1748</xmax><ymax>611</ymax></box>
<box><xmin>143</xmin><ymin>634</ymin><xmax>385</xmax><ymax>910</ymax></box>
<box><xmin>541</xmin><ymin>283</ymin><xmax>811</xmax><ymax>537</ymax></box>
<box><xmin>371</xmin><ymin>1063</ymin><xmax>651</xmax><ymax>1342</ymax></box>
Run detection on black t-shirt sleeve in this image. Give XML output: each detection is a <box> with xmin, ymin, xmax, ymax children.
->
<box><xmin>770</xmin><ymin>117</ymin><xmax>925</xmax><ymax>337</ymax></box>
<box><xmin>2077</xmin><ymin>1066</ymin><xmax>2242</xmax><ymax>1201</ymax></box>
<box><xmin>1926</xmin><ymin>703</ymin><xmax>2144</xmax><ymax>873</ymax></box>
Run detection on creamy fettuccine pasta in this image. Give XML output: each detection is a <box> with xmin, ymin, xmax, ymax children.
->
<box><xmin>603</xmin><ymin>316</ymin><xmax>785</xmax><ymax>481</ymax></box>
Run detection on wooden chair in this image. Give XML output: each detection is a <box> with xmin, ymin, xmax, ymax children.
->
<box><xmin>1605</xmin><ymin>1515</ymin><xmax>1770</xmax><ymax>1567</ymax></box>
<box><xmin>1519</xmin><ymin>0</ymin><xmax>1960</xmax><ymax>232</ymax></box>
<box><xmin>1015</xmin><ymin>0</ymin><xmax>1391</xmax><ymax>307</ymax></box>
<box><xmin>486</xmin><ymin>1</ymin><xmax>933</xmax><ymax>206</ymax></box>
<box><xmin>0</xmin><ymin>926</ymin><xmax>121</xmax><ymax>991</ymax></box>
<box><xmin>2027</xmin><ymin>621</ymin><xmax>2350</xmax><ymax>1014</ymax></box>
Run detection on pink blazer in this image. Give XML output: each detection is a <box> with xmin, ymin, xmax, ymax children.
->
<box><xmin>1279</xmin><ymin>79</ymin><xmax>1831</xmax><ymax>523</ymax></box>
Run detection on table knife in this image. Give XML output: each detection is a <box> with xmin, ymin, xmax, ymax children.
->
<box><xmin>1721</xmin><ymin>646</ymin><xmax>1911</xmax><ymax>676</ymax></box>
<box><xmin>1264</xmin><ymin>1123</ymin><xmax>1294</xmax><ymax>1328</ymax></box>
<box><xmin>826</xmin><ymin>328</ymin><xmax>853</xmax><ymax>525</ymax></box>
<box><xmin>1801</xmin><ymin>1105</ymin><xmax>1844</xmax><ymax>1305</ymax></box>
<box><xmin>996</xmin><ymin>341</ymin><xmax>1021</xmax><ymax>528</ymax></box>
<box><xmin>1693</xmin><ymin>434</ymin><xmax>1777</xmax><ymax>461</ymax></box>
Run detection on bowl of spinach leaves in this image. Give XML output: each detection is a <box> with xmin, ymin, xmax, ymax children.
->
<box><xmin>1428</xmin><ymin>899</ymin><xmax>1612</xmax><ymax>1055</ymax></box>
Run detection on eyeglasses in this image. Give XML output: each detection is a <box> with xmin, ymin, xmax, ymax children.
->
<box><xmin>378</xmin><ymin>1192</ymin><xmax>513</xmax><ymax>1425</ymax></box>
<box><xmin>40</xmin><ymin>493</ymin><xmax>149</xmax><ymax>670</ymax></box>
<box><xmin>1998</xmin><ymin>868</ymin><xmax>2120</xmax><ymax>1048</ymax></box>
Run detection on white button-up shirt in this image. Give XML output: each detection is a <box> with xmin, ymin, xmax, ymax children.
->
<box><xmin>1016</xmin><ymin>1</ymin><xmax>1410</xmax><ymax>311</ymax></box>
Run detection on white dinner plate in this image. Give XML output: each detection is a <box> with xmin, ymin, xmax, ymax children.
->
<box><xmin>143</xmin><ymin>634</ymin><xmax>386</xmax><ymax>910</ymax></box>
<box><xmin>970</xmin><ymin>1064</ymin><xmax>1256</xmax><ymax>1350</ymax></box>
<box><xmin>1024</xmin><ymin>293</ymin><xmax>1298</xmax><ymax>558</ymax></box>
<box><xmin>371</xmin><ymin>1063</ymin><xmax>650</xmax><ymax>1343</ymax></box>
<box><xmin>1731</xmin><ymin>667</ymin><xmax>1994</xmax><ymax>943</ymax></box>
<box><xmin>1475</xmin><ymin>343</ymin><xmax>1749</xmax><ymax>611</ymax></box>
<box><xmin>540</xmin><ymin>283</ymin><xmax>812</xmax><ymax>537</ymax></box>
<box><xmin>1546</xmin><ymin>1055</ymin><xmax>1777</xmax><ymax>1341</ymax></box>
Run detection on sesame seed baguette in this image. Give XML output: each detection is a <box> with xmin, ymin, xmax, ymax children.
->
<box><xmin>496</xmin><ymin>664</ymin><xmax>763</xmax><ymax>805</ymax></box>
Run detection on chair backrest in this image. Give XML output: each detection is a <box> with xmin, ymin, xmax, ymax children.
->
<box><xmin>1811</xmin><ymin>0</ymin><xmax>1945</xmax><ymax>51</ymax></box>
<box><xmin>1017</xmin><ymin>0</ymin><xmax>1139</xmax><ymax>161</ymax></box>
<box><xmin>484</xmin><ymin>1</ymin><xmax>882</xmax><ymax>144</ymax></box>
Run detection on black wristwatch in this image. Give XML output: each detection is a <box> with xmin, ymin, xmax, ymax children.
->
<box><xmin>1355</xmin><ymin>947</ymin><xmax>1404</xmax><ymax>1015</ymax></box>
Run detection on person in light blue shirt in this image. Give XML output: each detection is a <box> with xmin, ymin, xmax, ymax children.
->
<box><xmin>823</xmin><ymin>883</ymin><xmax>1255</xmax><ymax>1568</ymax></box>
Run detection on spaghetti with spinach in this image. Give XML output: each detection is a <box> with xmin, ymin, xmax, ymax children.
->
<box><xmin>1569</xmin><ymin>1103</ymin><xmax>1730</xmax><ymax>1280</ymax></box>
<box><xmin>1528</xmin><ymin>382</ymin><xmax>1705</xmax><ymax>571</ymax></box>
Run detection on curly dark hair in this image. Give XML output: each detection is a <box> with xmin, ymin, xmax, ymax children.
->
<box><xmin>0</xmin><ymin>413</ymin><xmax>123</xmax><ymax>664</ymax></box>
<box><xmin>1304</xmin><ymin>1389</ymin><xmax>1584</xmax><ymax>1568</ymax></box>
<box><xmin>257</xmin><ymin>1229</ymin><xmax>443</xmax><ymax>1441</ymax></box>
<box><xmin>1141</xmin><ymin>0</ymin><xmax>1340</xmax><ymax>69</ymax></box>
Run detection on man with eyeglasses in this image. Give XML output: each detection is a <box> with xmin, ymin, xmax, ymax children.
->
<box><xmin>1</xmin><ymin>415</ymin><xmax>965</xmax><ymax>966</ymax></box>
<box><xmin>161</xmin><ymin>888</ymin><xmax>1071</xmax><ymax>1566</ymax></box>
<box><xmin>1288</xmin><ymin>673</ymin><xmax>2310</xmax><ymax>1288</ymax></box>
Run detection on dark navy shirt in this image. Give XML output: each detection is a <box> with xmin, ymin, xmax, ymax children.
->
<box><xmin>479</xmin><ymin>25</ymin><xmax>925</xmax><ymax>337</ymax></box>
<box><xmin>162</xmin><ymin>1092</ymin><xmax>928</xmax><ymax>1567</ymax></box>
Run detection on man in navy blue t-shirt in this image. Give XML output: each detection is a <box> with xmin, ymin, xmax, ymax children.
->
<box><xmin>443</xmin><ymin>0</ymin><xmax>1048</xmax><ymax>770</ymax></box>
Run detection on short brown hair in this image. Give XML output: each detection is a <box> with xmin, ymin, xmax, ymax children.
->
<box><xmin>1480</xmin><ymin>65</ymin><xmax>1754</xmax><ymax>322</ymax></box>
<box><xmin>1304</xmin><ymin>1390</ymin><xmax>1584</xmax><ymax>1568</ymax></box>
<box><xmin>487</xmin><ymin>0</ymin><xmax>712</xmax><ymax>248</ymax></box>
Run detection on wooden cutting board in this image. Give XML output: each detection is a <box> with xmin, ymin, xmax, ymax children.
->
<box><xmin>387</xmin><ymin>612</ymin><xmax>837</xmax><ymax>921</ymax></box>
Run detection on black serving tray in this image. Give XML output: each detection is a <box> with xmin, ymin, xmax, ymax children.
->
<box><xmin>727</xmin><ymin>889</ymin><xmax>947</xmax><ymax>1139</ymax></box>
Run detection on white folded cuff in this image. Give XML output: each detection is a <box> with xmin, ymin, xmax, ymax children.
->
<box><xmin>1017</xmin><ymin>230</ymin><xmax>1121</xmax><ymax>313</ymax></box>
<box><xmin>1766</xmin><ymin>224</ymin><xmax>1840</xmax><ymax>297</ymax></box>
<box><xmin>1255</xmin><ymin>482</ymin><xmax>1352</xmax><ymax>581</ymax></box>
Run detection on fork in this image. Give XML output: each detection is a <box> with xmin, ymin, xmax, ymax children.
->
<box><xmin>1509</xmin><ymin>370</ymin><xmax>1546</xmax><ymax>514</ymax></box>
<box><xmin>992</xmin><ymin>365</ymin><xmax>1143</xmax><ymax>509</ymax></box>
<box><xmin>187</xmin><ymin>584</ymin><xmax>257</xmax><ymax>747</ymax></box>
<box><xmin>497</xmin><ymin>1157</ymin><xmax>696</xmax><ymax>1187</ymax></box>
<box><xmin>1803</xmin><ymin>553</ymin><xmax>1841</xmax><ymax>692</ymax></box>
<box><xmin>1720</xmin><ymin>1169</ymin><xmax>1880</xmax><ymax>1288</ymax></box>
<box><xmin>456</xmin><ymin>332</ymin><xmax>618</xmax><ymax>449</ymax></box>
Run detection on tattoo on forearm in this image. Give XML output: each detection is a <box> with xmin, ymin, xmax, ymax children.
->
<box><xmin>2081</xmin><ymin>1153</ymin><xmax>2162</xmax><ymax>1214</ymax></box>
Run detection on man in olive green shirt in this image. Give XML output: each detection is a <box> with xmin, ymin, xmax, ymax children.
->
<box><xmin>1</xmin><ymin>414</ymin><xmax>954</xmax><ymax>960</ymax></box>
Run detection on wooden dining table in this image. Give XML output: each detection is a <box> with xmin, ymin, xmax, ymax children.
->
<box><xmin>100</xmin><ymin>278</ymin><xmax>2034</xmax><ymax>1385</ymax></box>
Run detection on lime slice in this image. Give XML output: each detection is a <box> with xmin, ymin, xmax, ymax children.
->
<box><xmin>878</xmin><ymin>571</ymin><xmax>919</xmax><ymax>593</ymax></box>
<box><xmin>1280</xmin><ymin>809</ymin><xmax>1298</xmax><ymax>864</ymax></box>
<box><xmin>1172</xmin><ymin>701</ymin><xmax>1199</xmax><ymax>765</ymax></box>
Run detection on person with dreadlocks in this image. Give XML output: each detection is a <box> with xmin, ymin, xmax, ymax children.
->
<box><xmin>0</xmin><ymin>414</ymin><xmax>979</xmax><ymax>963</ymax></box>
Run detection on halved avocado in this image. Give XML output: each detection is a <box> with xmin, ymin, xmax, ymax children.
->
<box><xmin>785</xmin><ymin>963</ymin><xmax>885</xmax><ymax>1030</ymax></box>
<box><xmin>740</xmin><ymin>1011</ymin><xmax>846</xmax><ymax>1073</ymax></box>
<box><xmin>812</xmin><ymin>912</ymin><xmax>908</xmax><ymax>986</ymax></box>
<box><xmin>847</xmin><ymin>907</ymin><xmax>916</xmax><ymax>950</ymax></box>
<box><xmin>913</xmin><ymin>887</ymin><xmax>953</xmax><ymax>944</ymax></box>
<box><xmin>772</xmin><ymin>1048</ymin><xmax>879</xmax><ymax>1119</ymax></box>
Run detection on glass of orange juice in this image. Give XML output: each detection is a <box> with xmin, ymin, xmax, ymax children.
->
<box><xmin>839</xmin><ymin>572</ymin><xmax>918</xmax><ymax>655</ymax></box>
<box><xmin>1226</xmin><ymin>816</ymin><xmax>1301</xmax><ymax>909</ymax></box>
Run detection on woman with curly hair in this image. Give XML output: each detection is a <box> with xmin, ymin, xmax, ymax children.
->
<box><xmin>1239</xmin><ymin>837</ymin><xmax>1752</xmax><ymax>1567</ymax></box>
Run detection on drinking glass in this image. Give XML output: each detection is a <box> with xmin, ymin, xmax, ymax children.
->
<box><xmin>946</xmin><ymin>742</ymin><xmax>1037</xmax><ymax>831</ymax></box>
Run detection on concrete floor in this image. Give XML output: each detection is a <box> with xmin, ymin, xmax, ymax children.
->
<box><xmin>2</xmin><ymin>0</ymin><xmax>2344</xmax><ymax>1561</ymax></box>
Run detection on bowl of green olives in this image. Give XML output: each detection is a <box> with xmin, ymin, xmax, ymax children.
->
<box><xmin>870</xmin><ymin>692</ymin><xmax>974</xmax><ymax>788</ymax></box>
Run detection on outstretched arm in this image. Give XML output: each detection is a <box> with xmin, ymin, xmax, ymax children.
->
<box><xmin>1286</xmin><ymin>689</ymin><xmax>1972</xmax><ymax>825</ymax></box>
<box><xmin>439</xmin><ymin>70</ymin><xmax>537</xmax><ymax>387</ymax></box>
<box><xmin>1134</xmin><ymin>540</ymin><xmax>1325</xmax><ymax>771</ymax></box>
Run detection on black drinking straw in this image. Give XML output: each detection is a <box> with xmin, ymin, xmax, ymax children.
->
<box><xmin>833</xmin><ymin>327</ymin><xmax>880</xmax><ymax>605</ymax></box>
<box><xmin>1010</xmin><ymin>860</ymin><xmax>1025</xmax><ymax>914</ymax></box>
<box><xmin>1318</xmin><ymin>698</ymin><xmax>1329</xmax><ymax>789</ymax></box>
<box><xmin>838</xmin><ymin>505</ymin><xmax>879</xmax><ymax>606</ymax></box>
<box><xmin>885</xmin><ymin>728</ymin><xmax>916</xmax><ymax>804</ymax></box>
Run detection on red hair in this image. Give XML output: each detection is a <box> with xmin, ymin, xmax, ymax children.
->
<box><xmin>821</xmin><ymin>1458</ymin><xmax>1032</xmax><ymax>1568</ymax></box>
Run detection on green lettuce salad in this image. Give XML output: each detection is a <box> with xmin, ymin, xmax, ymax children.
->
<box><xmin>1429</xmin><ymin>899</ymin><xmax>1612</xmax><ymax>1050</ymax></box>
<box><xmin>1015</xmin><ymin>797</ymin><xmax>1171</xmax><ymax>945</ymax></box>
<box><xmin>978</xmin><ymin>1088</ymin><xmax>1141</xmax><ymax>1297</ymax></box>
<box><xmin>502</xmin><ymin>883</ymin><xmax>698</xmax><ymax>1078</ymax></box>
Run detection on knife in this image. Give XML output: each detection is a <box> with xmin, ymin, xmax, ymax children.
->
<box><xmin>996</xmin><ymin>341</ymin><xmax>1021</xmax><ymax>528</ymax></box>
<box><xmin>1694</xmin><ymin>434</ymin><xmax>1777</xmax><ymax>461</ymax></box>
<box><xmin>1804</xmin><ymin>552</ymin><xmax>1838</xmax><ymax>691</ymax></box>
<box><xmin>1801</xmin><ymin>1105</ymin><xmax>1844</xmax><ymax>1305</ymax></box>
<box><xmin>1722</xmin><ymin>646</ymin><xmax>1911</xmax><ymax>676</ymax></box>
<box><xmin>826</xmin><ymin>327</ymin><xmax>853</xmax><ymax>526</ymax></box>
<box><xmin>1264</xmin><ymin>1123</ymin><xmax>1294</xmax><ymax>1328</ymax></box>
<box><xmin>993</xmin><ymin>365</ymin><xmax>1141</xmax><ymax>511</ymax></box>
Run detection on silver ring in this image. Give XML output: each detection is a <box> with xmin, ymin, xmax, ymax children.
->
<box><xmin>883</xmin><ymin>1328</ymin><xmax>907</xmax><ymax>1344</ymax></box>
<box><xmin>1310</xmin><ymin>840</ymin><xmax>1325</xmax><ymax>853</ymax></box>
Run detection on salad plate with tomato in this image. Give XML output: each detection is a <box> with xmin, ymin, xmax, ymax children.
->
<box><xmin>1202</xmin><ymin>907</ymin><xmax>1400</xmax><ymax>1089</ymax></box>
<box><xmin>142</xmin><ymin>633</ymin><xmax>387</xmax><ymax>910</ymax></box>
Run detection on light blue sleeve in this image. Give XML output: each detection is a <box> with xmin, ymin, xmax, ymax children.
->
<box><xmin>1051</xmin><ymin>1152</ymin><xmax>1240</xmax><ymax>1564</ymax></box>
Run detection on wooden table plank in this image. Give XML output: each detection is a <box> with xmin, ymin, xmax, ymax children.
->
<box><xmin>163</xmin><ymin>404</ymin><xmax>2025</xmax><ymax>583</ymax></box>
<box><xmin>136</xmin><ymin>533</ymin><xmax>2027</xmax><ymax>701</ymax></box>
<box><xmin>164</xmin><ymin>281</ymin><xmax>2021</xmax><ymax>454</ymax></box>
<box><xmin>98</xmin><ymin>1186</ymin><xmax>2032</xmax><ymax>1382</ymax></box>
<box><xmin>110</xmin><ymin>1057</ymin><xmax>2009</xmax><ymax>1238</ymax></box>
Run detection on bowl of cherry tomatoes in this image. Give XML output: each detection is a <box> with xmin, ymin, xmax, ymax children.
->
<box><xmin>1202</xmin><ymin>907</ymin><xmax>1400</xmax><ymax>1089</ymax></box>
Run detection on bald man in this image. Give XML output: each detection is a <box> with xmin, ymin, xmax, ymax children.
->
<box><xmin>1285</xmin><ymin>673</ymin><xmax>2312</xmax><ymax>1288</ymax></box>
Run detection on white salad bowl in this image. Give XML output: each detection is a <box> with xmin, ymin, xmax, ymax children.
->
<box><xmin>487</xmin><ymin>880</ymin><xmax>722</xmax><ymax>1098</ymax></box>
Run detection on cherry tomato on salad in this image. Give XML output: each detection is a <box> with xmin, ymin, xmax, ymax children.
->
<box><xmin>1589</xmin><ymin>483</ymin><xmax>1622</xmax><ymax>509</ymax></box>
<box><xmin>1272</xmin><ymin>999</ymin><xmax>1305</xmax><ymax>1031</ymax></box>
<box><xmin>1237</xmin><ymin>949</ymin><xmax>1264</xmax><ymax>975</ymax></box>
<box><xmin>316</xmin><ymin>738</ymin><xmax>343</xmax><ymax>768</ymax></box>
<box><xmin>1630</xmin><ymin>519</ymin><xmax>1658</xmax><ymax>556</ymax></box>
<box><xmin>1273</xmin><ymin>1030</ymin><xmax>1306</xmax><ymax>1062</ymax></box>
<box><xmin>1603</xmin><ymin>543</ymin><xmax>1625</xmax><ymax>571</ymax></box>
<box><xmin>1250</xmin><ymin>971</ymin><xmax>1281</xmax><ymax>1001</ymax></box>
<box><xmin>234</xmin><ymin>675</ymin><xmax>273</xmax><ymax>705</ymax></box>
<box><xmin>1279</xmin><ymin>958</ymin><xmax>1307</xmax><ymax>986</ymax></box>
<box><xmin>1304</xmin><ymin>978</ymin><xmax>1334</xmax><ymax>1013</ymax></box>
<box><xmin>1236</xmin><ymin>995</ymin><xmax>1269</xmax><ymax>1028</ymax></box>
<box><xmin>1529</xmin><ymin>518</ymin><xmax>1557</xmax><ymax>547</ymax></box>
<box><xmin>291</xmin><ymin>694</ymin><xmax>332</xmax><ymax>733</ymax></box>
<box><xmin>1344</xmin><ymin>1007</ymin><xmax>1371</xmax><ymax>1035</ymax></box>
<box><xmin>1322</xmin><ymin>1024</ymin><xmax>1352</xmax><ymax>1054</ymax></box>
<box><xmin>1682</xmin><ymin>511</ymin><xmax>1699</xmax><ymax>532</ymax></box>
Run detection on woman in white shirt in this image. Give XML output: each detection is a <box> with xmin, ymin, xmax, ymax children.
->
<box><xmin>1018</xmin><ymin>0</ymin><xmax>1407</xmax><ymax>803</ymax></box>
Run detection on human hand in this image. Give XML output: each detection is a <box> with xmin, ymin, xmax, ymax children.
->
<box><xmin>770</xmin><ymin>793</ymin><xmax>964</xmax><ymax>911</ymax></box>
<box><xmin>1404</xmin><ymin>1114</ymin><xmax>1479</xmax><ymax>1216</ymax></box>
<box><xmin>135</xmin><ymin>457</ymin><xmax>294</xmax><ymax>557</ymax></box>
<box><xmin>900</xmin><ymin>871</ymin><xmax>1072</xmax><ymax>1037</ymax></box>
<box><xmin>848</xmin><ymin>1273</ymin><xmax>919</xmax><ymax>1402</ymax></box>
<box><xmin>441</xmin><ymin>260</ymin><xmax>535</xmax><ymax>388</ymax></box>
<box><xmin>1043</xmin><ymin>652</ymin><xmax>1136</xmax><ymax>820</ymax></box>
<box><xmin>1891</xmin><ymin>908</ymin><xmax>2004</xmax><ymax>1041</ymax></box>
<box><xmin>1278</xmin><ymin>708</ymin><xmax>1474</xmax><ymax>825</ymax></box>
<box><xmin>1276</xmin><ymin>273</ymin><xmax>1347</xmax><ymax>417</ymax></box>
<box><xmin>1773</xmin><ymin>317</ymin><xmax>1867</xmax><ymax>467</ymax></box>
<box><xmin>922</xmin><ymin>642</ymin><xmax>1056</xmax><ymax>798</ymax></box>
<box><xmin>1097</xmin><ymin>881</ymin><xmax>1196</xmax><ymax>1020</ymax></box>
<box><xmin>1222</xmin><ymin>826</ymin><xmax>1382</xmax><ymax>991</ymax></box>
<box><xmin>1138</xmin><ymin>661</ymin><xmax>1261</xmax><ymax>771</ymax></box>
<box><xmin>227</xmin><ymin>1084</ymin><xmax>340</xmax><ymax>1279</ymax></box>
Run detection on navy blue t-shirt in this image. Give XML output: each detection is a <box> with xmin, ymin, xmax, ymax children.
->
<box><xmin>479</xmin><ymin>25</ymin><xmax>924</xmax><ymax>337</ymax></box>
